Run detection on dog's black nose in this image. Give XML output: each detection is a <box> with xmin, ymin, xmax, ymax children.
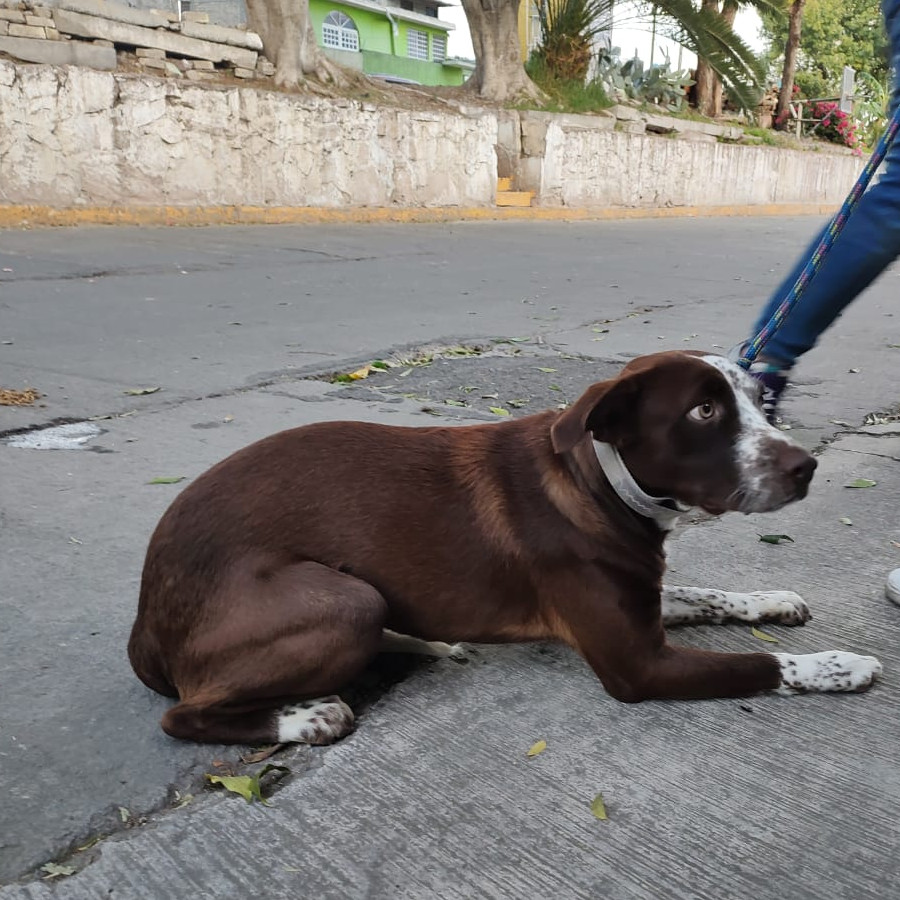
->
<box><xmin>781</xmin><ymin>446</ymin><xmax>817</xmax><ymax>486</ymax></box>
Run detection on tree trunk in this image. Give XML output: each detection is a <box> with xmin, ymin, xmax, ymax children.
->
<box><xmin>693</xmin><ymin>0</ymin><xmax>722</xmax><ymax>117</ymax></box>
<box><xmin>245</xmin><ymin>0</ymin><xmax>347</xmax><ymax>90</ymax></box>
<box><xmin>775</xmin><ymin>0</ymin><xmax>806</xmax><ymax>128</ymax></box>
<box><xmin>711</xmin><ymin>0</ymin><xmax>737</xmax><ymax>114</ymax></box>
<box><xmin>460</xmin><ymin>0</ymin><xmax>544</xmax><ymax>103</ymax></box>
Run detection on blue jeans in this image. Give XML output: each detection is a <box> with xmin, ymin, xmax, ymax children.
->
<box><xmin>751</xmin><ymin>0</ymin><xmax>900</xmax><ymax>367</ymax></box>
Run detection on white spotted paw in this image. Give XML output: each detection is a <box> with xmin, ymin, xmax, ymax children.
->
<box><xmin>775</xmin><ymin>651</ymin><xmax>883</xmax><ymax>695</ymax></box>
<box><xmin>446</xmin><ymin>643</ymin><xmax>467</xmax><ymax>661</ymax></box>
<box><xmin>276</xmin><ymin>696</ymin><xmax>355</xmax><ymax>744</ymax></box>
<box><xmin>748</xmin><ymin>590</ymin><xmax>811</xmax><ymax>625</ymax></box>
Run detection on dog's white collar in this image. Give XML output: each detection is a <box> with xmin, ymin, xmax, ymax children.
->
<box><xmin>592</xmin><ymin>441</ymin><xmax>692</xmax><ymax>531</ymax></box>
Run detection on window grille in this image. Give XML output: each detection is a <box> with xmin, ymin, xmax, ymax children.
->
<box><xmin>407</xmin><ymin>28</ymin><xmax>428</xmax><ymax>60</ymax></box>
<box><xmin>322</xmin><ymin>11</ymin><xmax>359</xmax><ymax>52</ymax></box>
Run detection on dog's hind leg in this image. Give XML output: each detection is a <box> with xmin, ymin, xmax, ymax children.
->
<box><xmin>661</xmin><ymin>586</ymin><xmax>810</xmax><ymax>627</ymax></box>
<box><xmin>160</xmin><ymin>561</ymin><xmax>387</xmax><ymax>745</ymax></box>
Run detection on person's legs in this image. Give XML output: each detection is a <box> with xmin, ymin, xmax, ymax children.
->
<box><xmin>752</xmin><ymin>0</ymin><xmax>900</xmax><ymax>369</ymax></box>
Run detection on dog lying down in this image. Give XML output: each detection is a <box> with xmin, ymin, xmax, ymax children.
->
<box><xmin>128</xmin><ymin>350</ymin><xmax>882</xmax><ymax>746</ymax></box>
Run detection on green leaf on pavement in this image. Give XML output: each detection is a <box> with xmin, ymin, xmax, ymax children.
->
<box><xmin>205</xmin><ymin>764</ymin><xmax>289</xmax><ymax>806</ymax></box>
<box><xmin>759</xmin><ymin>534</ymin><xmax>794</xmax><ymax>545</ymax></box>
<box><xmin>536</xmin><ymin>367</ymin><xmax>557</xmax><ymax>373</ymax></box>
<box><xmin>549</xmin><ymin>384</ymin><xmax>561</xmax><ymax>392</ymax></box>
<box><xmin>489</xmin><ymin>407</ymin><xmax>510</xmax><ymax>417</ymax></box>
<box><xmin>41</xmin><ymin>863</ymin><xmax>76</xmax><ymax>879</ymax></box>
<box><xmin>590</xmin><ymin>793</ymin><xmax>608</xmax><ymax>820</ymax></box>
<box><xmin>845</xmin><ymin>478</ymin><xmax>877</xmax><ymax>488</ymax></box>
<box><xmin>444</xmin><ymin>399</ymin><xmax>467</xmax><ymax>407</ymax></box>
<box><xmin>148</xmin><ymin>476</ymin><xmax>186</xmax><ymax>485</ymax></box>
<box><xmin>751</xmin><ymin>626</ymin><xmax>779</xmax><ymax>643</ymax></box>
<box><xmin>840</xmin><ymin>517</ymin><xmax>853</xmax><ymax>526</ymax></box>
<box><xmin>123</xmin><ymin>387</ymin><xmax>160</xmax><ymax>396</ymax></box>
<box><xmin>526</xmin><ymin>740</ymin><xmax>547</xmax><ymax>758</ymax></box>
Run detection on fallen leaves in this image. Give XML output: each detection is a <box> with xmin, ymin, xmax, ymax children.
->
<box><xmin>205</xmin><ymin>764</ymin><xmax>290</xmax><ymax>805</ymax></box>
<box><xmin>147</xmin><ymin>476</ymin><xmax>186</xmax><ymax>485</ymax></box>
<box><xmin>590</xmin><ymin>793</ymin><xmax>608</xmax><ymax>821</ymax></box>
<box><xmin>123</xmin><ymin>387</ymin><xmax>160</xmax><ymax>396</ymax></box>
<box><xmin>526</xmin><ymin>740</ymin><xmax>547</xmax><ymax>758</ymax></box>
<box><xmin>41</xmin><ymin>863</ymin><xmax>76</xmax><ymax>880</ymax></box>
<box><xmin>489</xmin><ymin>407</ymin><xmax>510</xmax><ymax>417</ymax></box>
<box><xmin>751</xmin><ymin>626</ymin><xmax>779</xmax><ymax>644</ymax></box>
<box><xmin>839</xmin><ymin>517</ymin><xmax>853</xmax><ymax>526</ymax></box>
<box><xmin>845</xmin><ymin>478</ymin><xmax>877</xmax><ymax>489</ymax></box>
<box><xmin>241</xmin><ymin>744</ymin><xmax>287</xmax><ymax>765</ymax></box>
<box><xmin>759</xmin><ymin>534</ymin><xmax>794</xmax><ymax>545</ymax></box>
<box><xmin>0</xmin><ymin>387</ymin><xmax>40</xmax><ymax>406</ymax></box>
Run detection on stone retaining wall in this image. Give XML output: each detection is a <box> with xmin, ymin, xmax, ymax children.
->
<box><xmin>510</xmin><ymin>110</ymin><xmax>864</xmax><ymax>209</ymax></box>
<box><xmin>0</xmin><ymin>60</ymin><xmax>497</xmax><ymax>208</ymax></box>
<box><xmin>0</xmin><ymin>58</ymin><xmax>864</xmax><ymax>213</ymax></box>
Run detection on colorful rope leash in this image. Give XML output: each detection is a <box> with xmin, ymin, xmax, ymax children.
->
<box><xmin>737</xmin><ymin>104</ymin><xmax>900</xmax><ymax>370</ymax></box>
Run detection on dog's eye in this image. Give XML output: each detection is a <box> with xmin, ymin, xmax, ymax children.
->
<box><xmin>687</xmin><ymin>401</ymin><xmax>717</xmax><ymax>422</ymax></box>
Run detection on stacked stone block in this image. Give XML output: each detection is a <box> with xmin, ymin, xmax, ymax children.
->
<box><xmin>0</xmin><ymin>0</ymin><xmax>271</xmax><ymax>82</ymax></box>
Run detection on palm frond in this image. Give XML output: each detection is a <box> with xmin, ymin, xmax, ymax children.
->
<box><xmin>649</xmin><ymin>0</ymin><xmax>767</xmax><ymax>110</ymax></box>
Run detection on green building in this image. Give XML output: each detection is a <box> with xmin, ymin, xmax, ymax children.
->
<box><xmin>309</xmin><ymin>0</ymin><xmax>474</xmax><ymax>86</ymax></box>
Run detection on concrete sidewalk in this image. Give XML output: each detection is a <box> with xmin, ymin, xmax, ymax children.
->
<box><xmin>1</xmin><ymin>219</ymin><xmax>898</xmax><ymax>898</ymax></box>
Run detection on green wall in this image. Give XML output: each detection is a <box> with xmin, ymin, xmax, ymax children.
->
<box><xmin>308</xmin><ymin>0</ymin><xmax>460</xmax><ymax>83</ymax></box>
<box><xmin>361</xmin><ymin>49</ymin><xmax>467</xmax><ymax>86</ymax></box>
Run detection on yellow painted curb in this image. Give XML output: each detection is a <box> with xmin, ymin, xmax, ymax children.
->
<box><xmin>0</xmin><ymin>202</ymin><xmax>837</xmax><ymax>229</ymax></box>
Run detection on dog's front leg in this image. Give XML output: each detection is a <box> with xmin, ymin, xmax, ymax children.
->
<box><xmin>661</xmin><ymin>586</ymin><xmax>810</xmax><ymax>626</ymax></box>
<box><xmin>553</xmin><ymin>579</ymin><xmax>881</xmax><ymax>701</ymax></box>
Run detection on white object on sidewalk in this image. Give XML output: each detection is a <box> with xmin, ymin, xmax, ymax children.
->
<box><xmin>886</xmin><ymin>568</ymin><xmax>900</xmax><ymax>605</ymax></box>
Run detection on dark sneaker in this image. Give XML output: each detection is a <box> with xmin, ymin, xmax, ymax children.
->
<box><xmin>747</xmin><ymin>361</ymin><xmax>789</xmax><ymax>425</ymax></box>
<box><xmin>728</xmin><ymin>343</ymin><xmax>791</xmax><ymax>424</ymax></box>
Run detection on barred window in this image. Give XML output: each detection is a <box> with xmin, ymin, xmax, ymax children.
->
<box><xmin>407</xmin><ymin>28</ymin><xmax>429</xmax><ymax>60</ymax></box>
<box><xmin>432</xmin><ymin>34</ymin><xmax>446</xmax><ymax>61</ymax></box>
<box><xmin>322</xmin><ymin>11</ymin><xmax>359</xmax><ymax>52</ymax></box>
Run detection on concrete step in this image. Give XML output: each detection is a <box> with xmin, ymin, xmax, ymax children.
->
<box><xmin>496</xmin><ymin>176</ymin><xmax>512</xmax><ymax>192</ymax></box>
<box><xmin>496</xmin><ymin>190</ymin><xmax>534</xmax><ymax>208</ymax></box>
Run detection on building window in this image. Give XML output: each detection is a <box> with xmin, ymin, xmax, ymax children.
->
<box><xmin>424</xmin><ymin>5</ymin><xmax>438</xmax><ymax>16</ymax></box>
<box><xmin>432</xmin><ymin>34</ymin><xmax>446</xmax><ymax>61</ymax></box>
<box><xmin>407</xmin><ymin>28</ymin><xmax>428</xmax><ymax>60</ymax></box>
<box><xmin>322</xmin><ymin>11</ymin><xmax>359</xmax><ymax>52</ymax></box>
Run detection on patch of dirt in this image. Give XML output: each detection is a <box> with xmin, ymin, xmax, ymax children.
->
<box><xmin>326</xmin><ymin>352</ymin><xmax>622</xmax><ymax>421</ymax></box>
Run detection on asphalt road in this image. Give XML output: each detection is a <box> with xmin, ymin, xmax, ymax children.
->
<box><xmin>1</xmin><ymin>219</ymin><xmax>899</xmax><ymax>898</ymax></box>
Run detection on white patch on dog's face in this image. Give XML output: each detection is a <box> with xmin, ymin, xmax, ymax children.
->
<box><xmin>700</xmin><ymin>355</ymin><xmax>805</xmax><ymax>513</ymax></box>
<box><xmin>774</xmin><ymin>651</ymin><xmax>882</xmax><ymax>694</ymax></box>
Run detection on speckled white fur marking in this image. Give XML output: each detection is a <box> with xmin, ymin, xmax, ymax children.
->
<box><xmin>661</xmin><ymin>586</ymin><xmax>810</xmax><ymax>626</ymax></box>
<box><xmin>700</xmin><ymin>355</ymin><xmax>799</xmax><ymax>511</ymax></box>
<box><xmin>775</xmin><ymin>651</ymin><xmax>882</xmax><ymax>694</ymax></box>
<box><xmin>276</xmin><ymin>696</ymin><xmax>355</xmax><ymax>744</ymax></box>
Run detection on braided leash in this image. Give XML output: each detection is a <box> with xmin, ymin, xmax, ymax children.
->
<box><xmin>737</xmin><ymin>104</ymin><xmax>900</xmax><ymax>370</ymax></box>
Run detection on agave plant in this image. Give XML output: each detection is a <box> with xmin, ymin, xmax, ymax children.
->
<box><xmin>597</xmin><ymin>47</ymin><xmax>696</xmax><ymax>110</ymax></box>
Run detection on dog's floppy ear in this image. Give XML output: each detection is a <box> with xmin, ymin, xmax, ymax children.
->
<box><xmin>550</xmin><ymin>374</ymin><xmax>640</xmax><ymax>454</ymax></box>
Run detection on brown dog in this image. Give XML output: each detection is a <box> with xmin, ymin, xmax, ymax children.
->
<box><xmin>128</xmin><ymin>351</ymin><xmax>881</xmax><ymax>745</ymax></box>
